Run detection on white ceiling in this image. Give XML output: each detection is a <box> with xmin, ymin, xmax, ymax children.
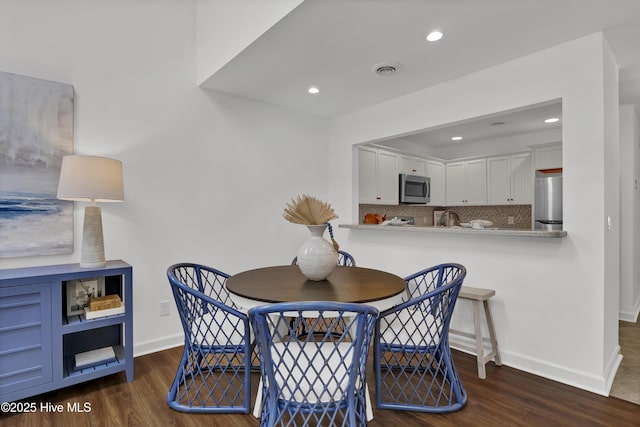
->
<box><xmin>395</xmin><ymin>100</ymin><xmax>562</xmax><ymax>147</ymax></box>
<box><xmin>202</xmin><ymin>0</ymin><xmax>640</xmax><ymax>145</ymax></box>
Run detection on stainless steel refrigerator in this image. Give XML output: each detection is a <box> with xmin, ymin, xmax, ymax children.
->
<box><xmin>535</xmin><ymin>174</ymin><xmax>563</xmax><ymax>230</ymax></box>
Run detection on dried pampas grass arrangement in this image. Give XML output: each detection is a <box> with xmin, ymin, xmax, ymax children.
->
<box><xmin>283</xmin><ymin>194</ymin><xmax>339</xmax><ymax>225</ymax></box>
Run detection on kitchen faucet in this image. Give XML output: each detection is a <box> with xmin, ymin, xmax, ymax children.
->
<box><xmin>440</xmin><ymin>210</ymin><xmax>461</xmax><ymax>227</ymax></box>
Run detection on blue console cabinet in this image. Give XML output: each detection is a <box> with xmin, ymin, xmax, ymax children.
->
<box><xmin>0</xmin><ymin>260</ymin><xmax>133</xmax><ymax>403</ymax></box>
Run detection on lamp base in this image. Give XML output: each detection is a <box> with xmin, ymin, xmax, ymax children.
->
<box><xmin>80</xmin><ymin>205</ymin><xmax>106</xmax><ymax>268</ymax></box>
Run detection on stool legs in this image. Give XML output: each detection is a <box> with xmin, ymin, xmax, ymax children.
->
<box><xmin>451</xmin><ymin>286</ymin><xmax>502</xmax><ymax>379</ymax></box>
<box><xmin>472</xmin><ymin>301</ymin><xmax>486</xmax><ymax>379</ymax></box>
<box><xmin>484</xmin><ymin>299</ymin><xmax>502</xmax><ymax>367</ymax></box>
<box><xmin>470</xmin><ymin>299</ymin><xmax>501</xmax><ymax>379</ymax></box>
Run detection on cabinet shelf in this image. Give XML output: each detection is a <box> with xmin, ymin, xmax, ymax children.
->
<box><xmin>63</xmin><ymin>345</ymin><xmax>126</xmax><ymax>380</ymax></box>
<box><xmin>62</xmin><ymin>312</ymin><xmax>126</xmax><ymax>334</ymax></box>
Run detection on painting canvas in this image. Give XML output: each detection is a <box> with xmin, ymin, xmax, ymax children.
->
<box><xmin>0</xmin><ymin>71</ymin><xmax>74</xmax><ymax>258</ymax></box>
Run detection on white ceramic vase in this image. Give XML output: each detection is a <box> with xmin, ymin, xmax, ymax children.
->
<box><xmin>297</xmin><ymin>224</ymin><xmax>338</xmax><ymax>281</ymax></box>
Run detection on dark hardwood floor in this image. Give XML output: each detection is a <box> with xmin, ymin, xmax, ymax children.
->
<box><xmin>2</xmin><ymin>346</ymin><xmax>637</xmax><ymax>427</ymax></box>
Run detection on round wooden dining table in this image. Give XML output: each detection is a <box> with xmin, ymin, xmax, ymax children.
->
<box><xmin>228</xmin><ymin>265</ymin><xmax>405</xmax><ymax>422</ymax></box>
<box><xmin>226</xmin><ymin>265</ymin><xmax>406</xmax><ymax>311</ymax></box>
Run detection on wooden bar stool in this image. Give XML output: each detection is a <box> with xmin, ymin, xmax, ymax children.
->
<box><xmin>450</xmin><ymin>286</ymin><xmax>502</xmax><ymax>379</ymax></box>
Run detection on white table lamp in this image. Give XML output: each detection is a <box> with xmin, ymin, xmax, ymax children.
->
<box><xmin>57</xmin><ymin>155</ymin><xmax>124</xmax><ymax>267</ymax></box>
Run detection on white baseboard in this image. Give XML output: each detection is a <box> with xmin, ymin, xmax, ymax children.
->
<box><xmin>133</xmin><ymin>332</ymin><xmax>184</xmax><ymax>358</ymax></box>
<box><xmin>619</xmin><ymin>294</ymin><xmax>640</xmax><ymax>322</ymax></box>
<box><xmin>450</xmin><ymin>333</ymin><xmax>497</xmax><ymax>361</ymax></box>
<box><xmin>450</xmin><ymin>333</ymin><xmax>616</xmax><ymax>396</ymax></box>
<box><xmin>137</xmin><ymin>330</ymin><xmax>621</xmax><ymax>397</ymax></box>
<box><xmin>604</xmin><ymin>345</ymin><xmax>623</xmax><ymax>395</ymax></box>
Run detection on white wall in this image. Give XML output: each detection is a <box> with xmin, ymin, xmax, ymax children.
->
<box><xmin>328</xmin><ymin>33</ymin><xmax>621</xmax><ymax>395</ymax></box>
<box><xmin>0</xmin><ymin>1</ymin><xmax>328</xmax><ymax>355</ymax></box>
<box><xmin>602</xmin><ymin>37</ymin><xmax>620</xmax><ymax>382</ymax></box>
<box><xmin>619</xmin><ymin>105</ymin><xmax>640</xmax><ymax>321</ymax></box>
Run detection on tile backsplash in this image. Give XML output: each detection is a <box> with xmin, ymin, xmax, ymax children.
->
<box><xmin>359</xmin><ymin>204</ymin><xmax>532</xmax><ymax>228</ymax></box>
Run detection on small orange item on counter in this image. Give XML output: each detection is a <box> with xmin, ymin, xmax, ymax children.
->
<box><xmin>364</xmin><ymin>213</ymin><xmax>386</xmax><ymax>224</ymax></box>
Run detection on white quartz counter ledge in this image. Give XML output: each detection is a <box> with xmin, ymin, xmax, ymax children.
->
<box><xmin>339</xmin><ymin>224</ymin><xmax>567</xmax><ymax>238</ymax></box>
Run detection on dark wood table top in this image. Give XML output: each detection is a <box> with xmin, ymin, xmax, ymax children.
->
<box><xmin>226</xmin><ymin>265</ymin><xmax>405</xmax><ymax>304</ymax></box>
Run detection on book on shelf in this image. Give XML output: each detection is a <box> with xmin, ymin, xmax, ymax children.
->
<box><xmin>89</xmin><ymin>294</ymin><xmax>121</xmax><ymax>311</ymax></box>
<box><xmin>74</xmin><ymin>346</ymin><xmax>116</xmax><ymax>371</ymax></box>
<box><xmin>84</xmin><ymin>303</ymin><xmax>125</xmax><ymax>319</ymax></box>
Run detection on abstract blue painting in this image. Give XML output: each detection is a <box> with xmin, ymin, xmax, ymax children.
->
<box><xmin>0</xmin><ymin>71</ymin><xmax>74</xmax><ymax>258</ymax></box>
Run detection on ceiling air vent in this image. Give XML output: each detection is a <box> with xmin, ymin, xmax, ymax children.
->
<box><xmin>372</xmin><ymin>62</ymin><xmax>402</xmax><ymax>76</ymax></box>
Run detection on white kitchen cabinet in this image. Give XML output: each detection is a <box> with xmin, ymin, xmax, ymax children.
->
<box><xmin>487</xmin><ymin>153</ymin><xmax>532</xmax><ymax>204</ymax></box>
<box><xmin>466</xmin><ymin>159</ymin><xmax>487</xmax><ymax>204</ymax></box>
<box><xmin>399</xmin><ymin>155</ymin><xmax>427</xmax><ymax>176</ymax></box>
<box><xmin>446</xmin><ymin>159</ymin><xmax>487</xmax><ymax>205</ymax></box>
<box><xmin>358</xmin><ymin>147</ymin><xmax>399</xmax><ymax>205</ymax></box>
<box><xmin>509</xmin><ymin>153</ymin><xmax>533</xmax><ymax>204</ymax></box>
<box><xmin>377</xmin><ymin>150</ymin><xmax>399</xmax><ymax>204</ymax></box>
<box><xmin>445</xmin><ymin>162</ymin><xmax>466</xmax><ymax>205</ymax></box>
<box><xmin>533</xmin><ymin>143</ymin><xmax>562</xmax><ymax>170</ymax></box>
<box><xmin>425</xmin><ymin>159</ymin><xmax>446</xmax><ymax>205</ymax></box>
<box><xmin>358</xmin><ymin>147</ymin><xmax>378</xmax><ymax>203</ymax></box>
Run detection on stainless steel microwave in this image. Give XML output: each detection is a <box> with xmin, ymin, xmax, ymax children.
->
<box><xmin>399</xmin><ymin>173</ymin><xmax>430</xmax><ymax>204</ymax></box>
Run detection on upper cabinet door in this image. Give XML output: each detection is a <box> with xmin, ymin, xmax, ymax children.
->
<box><xmin>399</xmin><ymin>156</ymin><xmax>412</xmax><ymax>174</ymax></box>
<box><xmin>487</xmin><ymin>153</ymin><xmax>532</xmax><ymax>204</ymax></box>
<box><xmin>446</xmin><ymin>159</ymin><xmax>487</xmax><ymax>205</ymax></box>
<box><xmin>358</xmin><ymin>147</ymin><xmax>398</xmax><ymax>205</ymax></box>
<box><xmin>376</xmin><ymin>150</ymin><xmax>399</xmax><ymax>204</ymax></box>
<box><xmin>399</xmin><ymin>155</ymin><xmax>427</xmax><ymax>176</ymax></box>
<box><xmin>509</xmin><ymin>153</ymin><xmax>533</xmax><ymax>204</ymax></box>
<box><xmin>534</xmin><ymin>144</ymin><xmax>562</xmax><ymax>170</ymax></box>
<box><xmin>411</xmin><ymin>157</ymin><xmax>426</xmax><ymax>176</ymax></box>
<box><xmin>426</xmin><ymin>159</ymin><xmax>445</xmax><ymax>206</ymax></box>
<box><xmin>465</xmin><ymin>159</ymin><xmax>487</xmax><ymax>205</ymax></box>
<box><xmin>358</xmin><ymin>147</ymin><xmax>378</xmax><ymax>204</ymax></box>
<box><xmin>445</xmin><ymin>161</ymin><xmax>466</xmax><ymax>205</ymax></box>
<box><xmin>487</xmin><ymin>156</ymin><xmax>511</xmax><ymax>204</ymax></box>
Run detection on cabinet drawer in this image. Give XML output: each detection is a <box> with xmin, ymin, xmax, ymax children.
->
<box><xmin>0</xmin><ymin>324</ymin><xmax>43</xmax><ymax>353</ymax></box>
<box><xmin>0</xmin><ymin>287</ymin><xmax>47</xmax><ymax>328</ymax></box>
<box><xmin>0</xmin><ymin>283</ymin><xmax>52</xmax><ymax>395</ymax></box>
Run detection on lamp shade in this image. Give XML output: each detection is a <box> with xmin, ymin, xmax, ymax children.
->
<box><xmin>57</xmin><ymin>155</ymin><xmax>124</xmax><ymax>202</ymax></box>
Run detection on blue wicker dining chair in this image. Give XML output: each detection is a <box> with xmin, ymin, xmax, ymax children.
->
<box><xmin>166</xmin><ymin>263</ymin><xmax>253</xmax><ymax>413</ymax></box>
<box><xmin>291</xmin><ymin>250</ymin><xmax>356</xmax><ymax>267</ymax></box>
<box><xmin>374</xmin><ymin>263</ymin><xmax>467</xmax><ymax>413</ymax></box>
<box><xmin>250</xmin><ymin>301</ymin><xmax>378</xmax><ymax>427</ymax></box>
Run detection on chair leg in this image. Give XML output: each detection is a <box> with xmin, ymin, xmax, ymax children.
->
<box><xmin>168</xmin><ymin>346</ymin><xmax>252</xmax><ymax>414</ymax></box>
<box><xmin>439</xmin><ymin>344</ymin><xmax>468</xmax><ymax>412</ymax></box>
<box><xmin>434</xmin><ymin>339</ymin><xmax>467</xmax><ymax>413</ymax></box>
<box><xmin>251</xmin><ymin>342</ymin><xmax>261</xmax><ymax>371</ymax></box>
<box><xmin>167</xmin><ymin>347</ymin><xmax>189</xmax><ymax>404</ymax></box>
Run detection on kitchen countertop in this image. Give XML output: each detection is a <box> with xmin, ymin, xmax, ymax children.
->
<box><xmin>339</xmin><ymin>223</ymin><xmax>567</xmax><ymax>238</ymax></box>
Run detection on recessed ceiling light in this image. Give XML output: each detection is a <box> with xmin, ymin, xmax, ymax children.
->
<box><xmin>451</xmin><ymin>136</ymin><xmax>463</xmax><ymax>141</ymax></box>
<box><xmin>308</xmin><ymin>86</ymin><xmax>319</xmax><ymax>94</ymax></box>
<box><xmin>426</xmin><ymin>31</ymin><xmax>443</xmax><ymax>42</ymax></box>
<box><xmin>544</xmin><ymin>117</ymin><xmax>559</xmax><ymax>123</ymax></box>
